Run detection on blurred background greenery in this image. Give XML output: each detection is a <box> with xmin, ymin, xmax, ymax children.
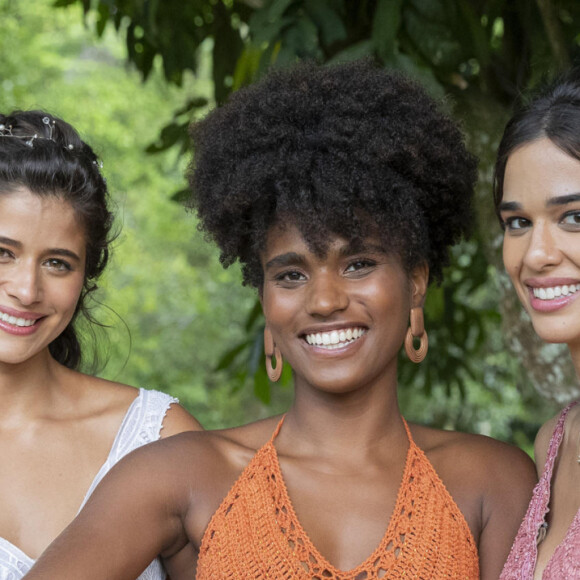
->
<box><xmin>2</xmin><ymin>0</ymin><xmax>578</xmax><ymax>452</ymax></box>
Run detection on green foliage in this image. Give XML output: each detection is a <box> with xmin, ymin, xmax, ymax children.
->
<box><xmin>13</xmin><ymin>0</ymin><xmax>576</xmax><ymax>438</ymax></box>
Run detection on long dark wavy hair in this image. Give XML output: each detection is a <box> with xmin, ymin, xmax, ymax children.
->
<box><xmin>0</xmin><ymin>110</ymin><xmax>113</xmax><ymax>369</ymax></box>
<box><xmin>494</xmin><ymin>67</ymin><xmax>580</xmax><ymax>220</ymax></box>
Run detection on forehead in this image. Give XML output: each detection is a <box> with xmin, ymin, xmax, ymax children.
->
<box><xmin>503</xmin><ymin>138</ymin><xmax>580</xmax><ymax>204</ymax></box>
<box><xmin>0</xmin><ymin>187</ymin><xmax>86</xmax><ymax>249</ymax></box>
<box><xmin>262</xmin><ymin>221</ymin><xmax>385</xmax><ymax>261</ymax></box>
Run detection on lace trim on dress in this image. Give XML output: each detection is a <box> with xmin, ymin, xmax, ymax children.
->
<box><xmin>0</xmin><ymin>388</ymin><xmax>177</xmax><ymax>580</ymax></box>
<box><xmin>500</xmin><ymin>401</ymin><xmax>580</xmax><ymax>580</ymax></box>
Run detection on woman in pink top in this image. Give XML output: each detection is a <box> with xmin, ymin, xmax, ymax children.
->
<box><xmin>495</xmin><ymin>68</ymin><xmax>580</xmax><ymax>578</ymax></box>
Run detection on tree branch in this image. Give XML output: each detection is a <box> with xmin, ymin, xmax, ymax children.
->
<box><xmin>535</xmin><ymin>0</ymin><xmax>571</xmax><ymax>70</ymax></box>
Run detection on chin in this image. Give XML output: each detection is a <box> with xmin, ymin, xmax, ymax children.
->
<box><xmin>531</xmin><ymin>323</ymin><xmax>580</xmax><ymax>347</ymax></box>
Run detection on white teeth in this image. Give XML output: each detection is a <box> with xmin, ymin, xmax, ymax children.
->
<box><xmin>305</xmin><ymin>327</ymin><xmax>366</xmax><ymax>349</ymax></box>
<box><xmin>0</xmin><ymin>312</ymin><xmax>36</xmax><ymax>327</ymax></box>
<box><xmin>533</xmin><ymin>284</ymin><xmax>580</xmax><ymax>301</ymax></box>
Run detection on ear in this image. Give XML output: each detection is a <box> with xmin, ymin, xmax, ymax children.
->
<box><xmin>410</xmin><ymin>262</ymin><xmax>429</xmax><ymax>308</ymax></box>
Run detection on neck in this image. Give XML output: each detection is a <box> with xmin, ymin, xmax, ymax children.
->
<box><xmin>0</xmin><ymin>349</ymin><xmax>66</xmax><ymax>421</ymax></box>
<box><xmin>281</xmin><ymin>371</ymin><xmax>405</xmax><ymax>459</ymax></box>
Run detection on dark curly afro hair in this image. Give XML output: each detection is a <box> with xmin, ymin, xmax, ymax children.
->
<box><xmin>188</xmin><ymin>60</ymin><xmax>477</xmax><ymax>288</ymax></box>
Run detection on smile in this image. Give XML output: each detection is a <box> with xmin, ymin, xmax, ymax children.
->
<box><xmin>0</xmin><ymin>311</ymin><xmax>37</xmax><ymax>327</ymax></box>
<box><xmin>532</xmin><ymin>283</ymin><xmax>580</xmax><ymax>300</ymax></box>
<box><xmin>305</xmin><ymin>328</ymin><xmax>366</xmax><ymax>350</ymax></box>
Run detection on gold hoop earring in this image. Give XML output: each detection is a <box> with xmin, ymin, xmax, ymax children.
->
<box><xmin>264</xmin><ymin>327</ymin><xmax>283</xmax><ymax>382</ymax></box>
<box><xmin>404</xmin><ymin>307</ymin><xmax>428</xmax><ymax>363</ymax></box>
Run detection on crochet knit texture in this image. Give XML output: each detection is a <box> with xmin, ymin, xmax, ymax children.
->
<box><xmin>500</xmin><ymin>402</ymin><xmax>580</xmax><ymax>579</ymax></box>
<box><xmin>197</xmin><ymin>418</ymin><xmax>479</xmax><ymax>579</ymax></box>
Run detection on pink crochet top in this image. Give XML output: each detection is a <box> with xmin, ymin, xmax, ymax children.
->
<box><xmin>197</xmin><ymin>416</ymin><xmax>479</xmax><ymax>579</ymax></box>
<box><xmin>500</xmin><ymin>402</ymin><xmax>580</xmax><ymax>579</ymax></box>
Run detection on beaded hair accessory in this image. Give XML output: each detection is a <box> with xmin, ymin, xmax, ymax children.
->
<box><xmin>0</xmin><ymin>116</ymin><xmax>74</xmax><ymax>150</ymax></box>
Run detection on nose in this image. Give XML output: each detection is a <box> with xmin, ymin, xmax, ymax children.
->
<box><xmin>523</xmin><ymin>222</ymin><xmax>562</xmax><ymax>272</ymax></box>
<box><xmin>305</xmin><ymin>271</ymin><xmax>349</xmax><ymax>317</ymax></box>
<box><xmin>5</xmin><ymin>262</ymin><xmax>43</xmax><ymax>306</ymax></box>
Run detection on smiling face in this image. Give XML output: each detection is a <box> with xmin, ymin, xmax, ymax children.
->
<box><xmin>500</xmin><ymin>137</ymin><xmax>580</xmax><ymax>346</ymax></box>
<box><xmin>0</xmin><ymin>188</ymin><xmax>86</xmax><ymax>366</ymax></box>
<box><xmin>260</xmin><ymin>223</ymin><xmax>428</xmax><ymax>395</ymax></box>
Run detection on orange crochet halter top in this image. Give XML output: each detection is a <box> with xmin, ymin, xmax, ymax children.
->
<box><xmin>197</xmin><ymin>417</ymin><xmax>479</xmax><ymax>579</ymax></box>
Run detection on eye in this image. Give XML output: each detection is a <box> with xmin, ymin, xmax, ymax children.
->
<box><xmin>560</xmin><ymin>211</ymin><xmax>580</xmax><ymax>230</ymax></box>
<box><xmin>344</xmin><ymin>258</ymin><xmax>376</xmax><ymax>274</ymax></box>
<box><xmin>0</xmin><ymin>247</ymin><xmax>14</xmax><ymax>261</ymax></box>
<box><xmin>274</xmin><ymin>270</ymin><xmax>306</xmax><ymax>284</ymax></box>
<box><xmin>503</xmin><ymin>216</ymin><xmax>531</xmax><ymax>232</ymax></box>
<box><xmin>44</xmin><ymin>258</ymin><xmax>72</xmax><ymax>272</ymax></box>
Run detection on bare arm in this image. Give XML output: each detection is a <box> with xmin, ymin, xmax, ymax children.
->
<box><xmin>478</xmin><ymin>442</ymin><xmax>537</xmax><ymax>580</ymax></box>
<box><xmin>24</xmin><ymin>436</ymin><xmax>194</xmax><ymax>580</ymax></box>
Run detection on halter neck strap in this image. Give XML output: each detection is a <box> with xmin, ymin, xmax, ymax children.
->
<box><xmin>270</xmin><ymin>414</ymin><xmax>286</xmax><ymax>442</ymax></box>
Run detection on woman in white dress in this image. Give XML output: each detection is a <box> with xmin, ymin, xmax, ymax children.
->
<box><xmin>0</xmin><ymin>110</ymin><xmax>201</xmax><ymax>580</ymax></box>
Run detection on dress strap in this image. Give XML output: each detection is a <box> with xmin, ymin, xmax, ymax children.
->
<box><xmin>401</xmin><ymin>416</ymin><xmax>414</xmax><ymax>447</ymax></box>
<box><xmin>541</xmin><ymin>401</ymin><xmax>579</xmax><ymax>481</ymax></box>
<box><xmin>269</xmin><ymin>414</ymin><xmax>286</xmax><ymax>443</ymax></box>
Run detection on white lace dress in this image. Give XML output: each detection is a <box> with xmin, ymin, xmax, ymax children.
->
<box><xmin>0</xmin><ymin>388</ymin><xmax>178</xmax><ymax>580</ymax></box>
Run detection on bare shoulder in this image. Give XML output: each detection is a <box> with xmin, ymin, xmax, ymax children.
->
<box><xmin>62</xmin><ymin>370</ymin><xmax>139</xmax><ymax>411</ymax></box>
<box><xmin>410</xmin><ymin>423</ymin><xmax>536</xmax><ymax>494</ymax></box>
<box><xmin>63</xmin><ymin>371</ymin><xmax>202</xmax><ymax>433</ymax></box>
<box><xmin>130</xmin><ymin>415</ymin><xmax>283</xmax><ymax>485</ymax></box>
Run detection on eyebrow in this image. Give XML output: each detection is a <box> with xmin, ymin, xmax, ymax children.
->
<box><xmin>339</xmin><ymin>242</ymin><xmax>387</xmax><ymax>257</ymax></box>
<box><xmin>264</xmin><ymin>252</ymin><xmax>305</xmax><ymax>271</ymax></box>
<box><xmin>264</xmin><ymin>242</ymin><xmax>388</xmax><ymax>270</ymax></box>
<box><xmin>497</xmin><ymin>201</ymin><xmax>521</xmax><ymax>212</ymax></box>
<box><xmin>499</xmin><ymin>193</ymin><xmax>580</xmax><ymax>213</ymax></box>
<box><xmin>0</xmin><ymin>236</ymin><xmax>21</xmax><ymax>249</ymax></box>
<box><xmin>0</xmin><ymin>236</ymin><xmax>82</xmax><ymax>262</ymax></box>
<box><xmin>547</xmin><ymin>193</ymin><xmax>580</xmax><ymax>206</ymax></box>
<box><xmin>46</xmin><ymin>248</ymin><xmax>83</xmax><ymax>262</ymax></box>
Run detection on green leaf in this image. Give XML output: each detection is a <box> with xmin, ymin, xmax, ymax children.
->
<box><xmin>96</xmin><ymin>2</ymin><xmax>110</xmax><ymax>37</ymax></box>
<box><xmin>253</xmin><ymin>365</ymin><xmax>272</xmax><ymax>404</ymax></box>
<box><xmin>250</xmin><ymin>1</ymin><xmax>294</xmax><ymax>46</ymax></box>
<box><xmin>280</xmin><ymin>14</ymin><xmax>320</xmax><ymax>60</ymax></box>
<box><xmin>403</xmin><ymin>4</ymin><xmax>463</xmax><ymax>70</ymax></box>
<box><xmin>304</xmin><ymin>0</ymin><xmax>347</xmax><ymax>47</ymax></box>
<box><xmin>215</xmin><ymin>340</ymin><xmax>252</xmax><ymax>371</ymax></box>
<box><xmin>392</xmin><ymin>52</ymin><xmax>445</xmax><ymax>99</ymax></box>
<box><xmin>232</xmin><ymin>46</ymin><xmax>262</xmax><ymax>91</ymax></box>
<box><xmin>248</xmin><ymin>329</ymin><xmax>264</xmax><ymax>375</ymax></box>
<box><xmin>170</xmin><ymin>188</ymin><xmax>190</xmax><ymax>203</ymax></box>
<box><xmin>327</xmin><ymin>39</ymin><xmax>373</xmax><ymax>64</ymax></box>
<box><xmin>244</xmin><ymin>300</ymin><xmax>263</xmax><ymax>331</ymax></box>
<box><xmin>372</xmin><ymin>0</ymin><xmax>403</xmax><ymax>61</ymax></box>
<box><xmin>266</xmin><ymin>0</ymin><xmax>296</xmax><ymax>22</ymax></box>
<box><xmin>52</xmin><ymin>0</ymin><xmax>78</xmax><ymax>7</ymax></box>
<box><xmin>145</xmin><ymin>122</ymin><xmax>186</xmax><ymax>153</ymax></box>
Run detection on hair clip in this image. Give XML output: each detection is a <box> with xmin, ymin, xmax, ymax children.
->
<box><xmin>0</xmin><ymin>123</ymin><xmax>13</xmax><ymax>136</ymax></box>
<box><xmin>42</xmin><ymin>116</ymin><xmax>55</xmax><ymax>140</ymax></box>
<box><xmin>0</xmin><ymin>116</ymin><xmax>73</xmax><ymax>151</ymax></box>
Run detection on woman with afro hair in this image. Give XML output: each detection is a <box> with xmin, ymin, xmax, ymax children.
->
<box><xmin>25</xmin><ymin>60</ymin><xmax>535</xmax><ymax>580</ymax></box>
